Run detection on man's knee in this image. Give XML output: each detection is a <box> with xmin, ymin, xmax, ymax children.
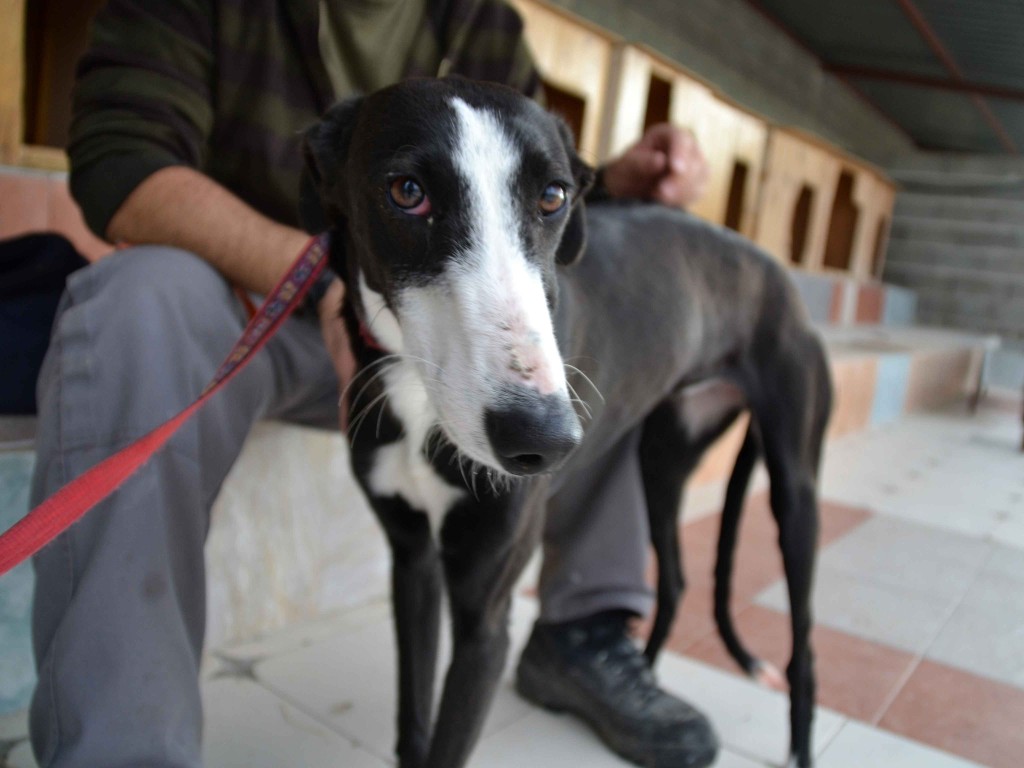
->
<box><xmin>68</xmin><ymin>246</ymin><xmax>236</xmax><ymax>329</ymax></box>
<box><xmin>36</xmin><ymin>246</ymin><xmax>253</xmax><ymax>452</ymax></box>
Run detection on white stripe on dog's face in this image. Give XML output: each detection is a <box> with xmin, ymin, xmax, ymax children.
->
<box><xmin>391</xmin><ymin>97</ymin><xmax>570</xmax><ymax>469</ymax></box>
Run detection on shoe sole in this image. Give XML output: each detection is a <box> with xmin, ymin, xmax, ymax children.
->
<box><xmin>516</xmin><ymin>660</ymin><xmax>717</xmax><ymax>768</ymax></box>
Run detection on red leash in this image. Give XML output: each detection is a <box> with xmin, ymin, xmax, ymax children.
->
<box><xmin>0</xmin><ymin>234</ymin><xmax>331</xmax><ymax>576</ymax></box>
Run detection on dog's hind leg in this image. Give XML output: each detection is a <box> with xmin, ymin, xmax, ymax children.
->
<box><xmin>640</xmin><ymin>401</ymin><xmax>701</xmax><ymax>663</ymax></box>
<box><xmin>754</xmin><ymin>344</ymin><xmax>831</xmax><ymax>768</ymax></box>
<box><xmin>641</xmin><ymin>393</ymin><xmax>742</xmax><ymax>664</ymax></box>
<box><xmin>712</xmin><ymin>424</ymin><xmax>787</xmax><ymax>690</ymax></box>
<box><xmin>376</xmin><ymin>502</ymin><xmax>444</xmax><ymax>768</ymax></box>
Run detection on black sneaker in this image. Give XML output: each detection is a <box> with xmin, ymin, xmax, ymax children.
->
<box><xmin>515</xmin><ymin>611</ymin><xmax>719</xmax><ymax>768</ymax></box>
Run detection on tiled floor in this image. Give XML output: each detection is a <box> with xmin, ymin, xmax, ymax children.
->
<box><xmin>2</xmin><ymin>400</ymin><xmax>1020</xmax><ymax>767</ymax></box>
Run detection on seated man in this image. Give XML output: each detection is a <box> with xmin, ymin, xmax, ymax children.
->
<box><xmin>29</xmin><ymin>1</ymin><xmax>713</xmax><ymax>766</ymax></box>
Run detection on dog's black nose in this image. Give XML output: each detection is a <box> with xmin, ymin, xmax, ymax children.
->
<box><xmin>485</xmin><ymin>388</ymin><xmax>582</xmax><ymax>475</ymax></box>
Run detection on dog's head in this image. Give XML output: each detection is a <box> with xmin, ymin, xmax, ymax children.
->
<box><xmin>304</xmin><ymin>78</ymin><xmax>593</xmax><ymax>476</ymax></box>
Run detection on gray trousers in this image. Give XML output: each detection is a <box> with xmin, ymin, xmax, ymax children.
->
<box><xmin>29</xmin><ymin>246</ymin><xmax>653</xmax><ymax>767</ymax></box>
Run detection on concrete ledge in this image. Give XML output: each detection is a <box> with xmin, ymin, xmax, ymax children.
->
<box><xmin>206</xmin><ymin>422</ymin><xmax>389</xmax><ymax>648</ymax></box>
<box><xmin>689</xmin><ymin>325</ymin><xmax>997</xmax><ymax>487</ymax></box>
<box><xmin>0</xmin><ymin>419</ymin><xmax>391</xmax><ymax>716</ymax></box>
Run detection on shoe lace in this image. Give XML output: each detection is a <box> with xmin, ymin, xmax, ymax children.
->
<box><xmin>591</xmin><ymin>629</ymin><xmax>659</xmax><ymax>705</ymax></box>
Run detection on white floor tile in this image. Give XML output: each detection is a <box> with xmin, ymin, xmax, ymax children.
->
<box><xmin>990</xmin><ymin>514</ymin><xmax>1024</xmax><ymax>551</ymax></box>
<box><xmin>1</xmin><ymin>709</ymin><xmax>35</xmax><ymax>768</ymax></box>
<box><xmin>0</xmin><ymin>708</ymin><xmax>28</xmax><ymax>740</ymax></box>
<box><xmin>469</xmin><ymin>699</ymin><xmax>767</xmax><ymax>768</ymax></box>
<box><xmin>468</xmin><ymin>709</ymin><xmax>636</xmax><ymax>768</ymax></box>
<box><xmin>757</xmin><ymin>567</ymin><xmax>953</xmax><ymax>654</ymax></box>
<box><xmin>819</xmin><ymin>407</ymin><xmax>1024</xmax><ymax>549</ymax></box>
<box><xmin>925</xmin><ymin>545</ymin><xmax>1024</xmax><ymax>687</ymax></box>
<box><xmin>253</xmin><ymin>595</ymin><xmax>540</xmax><ymax>763</ymax></box>
<box><xmin>816</xmin><ymin>720</ymin><xmax>984</xmax><ymax>768</ymax></box>
<box><xmin>215</xmin><ymin>598</ymin><xmax>392</xmax><ymax>661</ymax></box>
<box><xmin>6</xmin><ymin>742</ymin><xmax>36</xmax><ymax>768</ymax></box>
<box><xmin>203</xmin><ymin>677</ymin><xmax>386</xmax><ymax>767</ymax></box>
<box><xmin>653</xmin><ymin>654</ymin><xmax>845</xmax><ymax>766</ymax></box>
<box><xmin>816</xmin><ymin>516</ymin><xmax>991</xmax><ymax>601</ymax></box>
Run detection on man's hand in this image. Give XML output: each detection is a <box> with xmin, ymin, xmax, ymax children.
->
<box><xmin>601</xmin><ymin>123</ymin><xmax>709</xmax><ymax>209</ymax></box>
<box><xmin>316</xmin><ymin>278</ymin><xmax>357</xmax><ymax>432</ymax></box>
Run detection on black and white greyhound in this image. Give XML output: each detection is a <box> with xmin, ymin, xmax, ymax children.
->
<box><xmin>303</xmin><ymin>77</ymin><xmax>831</xmax><ymax>768</ymax></box>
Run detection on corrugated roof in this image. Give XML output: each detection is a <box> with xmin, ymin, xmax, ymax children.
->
<box><xmin>752</xmin><ymin>0</ymin><xmax>1024</xmax><ymax>154</ymax></box>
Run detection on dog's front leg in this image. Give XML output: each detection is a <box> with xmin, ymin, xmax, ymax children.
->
<box><xmin>374</xmin><ymin>499</ymin><xmax>444</xmax><ymax>768</ymax></box>
<box><xmin>424</xmin><ymin>480</ymin><xmax>547</xmax><ymax>768</ymax></box>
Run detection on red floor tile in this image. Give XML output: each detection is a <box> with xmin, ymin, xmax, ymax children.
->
<box><xmin>879</xmin><ymin>658</ymin><xmax>1024</xmax><ymax>768</ymax></box>
<box><xmin>683</xmin><ymin>604</ymin><xmax>918</xmax><ymax>724</ymax></box>
<box><xmin>645</xmin><ymin>494</ymin><xmax>872</xmax><ymax>671</ymax></box>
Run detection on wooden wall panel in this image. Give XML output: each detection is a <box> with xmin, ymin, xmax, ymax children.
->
<box><xmin>752</xmin><ymin>128</ymin><xmax>842</xmax><ymax>267</ymax></box>
<box><xmin>603</xmin><ymin>45</ymin><xmax>768</xmax><ymax>238</ymax></box>
<box><xmin>754</xmin><ymin>126</ymin><xmax>897</xmax><ymax>275</ymax></box>
<box><xmin>509</xmin><ymin>0</ymin><xmax>617</xmax><ymax>164</ymax></box>
<box><xmin>1</xmin><ymin>0</ymin><xmax>27</xmax><ymax>164</ymax></box>
<box><xmin>849</xmin><ymin>171</ymin><xmax>896</xmax><ymax>279</ymax></box>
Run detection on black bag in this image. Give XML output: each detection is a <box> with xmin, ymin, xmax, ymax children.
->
<box><xmin>0</xmin><ymin>233</ymin><xmax>88</xmax><ymax>414</ymax></box>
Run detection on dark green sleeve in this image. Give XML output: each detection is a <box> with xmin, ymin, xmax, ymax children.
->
<box><xmin>68</xmin><ymin>0</ymin><xmax>215</xmax><ymax>238</ymax></box>
<box><xmin>442</xmin><ymin>0</ymin><xmax>543</xmax><ymax>101</ymax></box>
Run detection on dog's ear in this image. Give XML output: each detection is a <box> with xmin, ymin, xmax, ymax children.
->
<box><xmin>553</xmin><ymin>116</ymin><xmax>595</xmax><ymax>266</ymax></box>
<box><xmin>300</xmin><ymin>96</ymin><xmax>364</xmax><ymax>232</ymax></box>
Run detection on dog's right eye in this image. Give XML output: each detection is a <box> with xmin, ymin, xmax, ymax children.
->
<box><xmin>539</xmin><ymin>183</ymin><xmax>567</xmax><ymax>215</ymax></box>
<box><xmin>388</xmin><ymin>177</ymin><xmax>431</xmax><ymax>215</ymax></box>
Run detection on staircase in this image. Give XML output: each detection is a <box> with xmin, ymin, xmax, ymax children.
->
<box><xmin>886</xmin><ymin>189</ymin><xmax>1024</xmax><ymax>391</ymax></box>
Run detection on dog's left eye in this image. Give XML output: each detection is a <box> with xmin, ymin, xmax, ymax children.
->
<box><xmin>389</xmin><ymin>176</ymin><xmax>431</xmax><ymax>215</ymax></box>
<box><xmin>539</xmin><ymin>183</ymin><xmax>567</xmax><ymax>215</ymax></box>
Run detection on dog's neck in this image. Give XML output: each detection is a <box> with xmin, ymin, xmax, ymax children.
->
<box><xmin>341</xmin><ymin>264</ymin><xmax>403</xmax><ymax>357</ymax></box>
<box><xmin>358</xmin><ymin>319</ymin><xmax>389</xmax><ymax>353</ymax></box>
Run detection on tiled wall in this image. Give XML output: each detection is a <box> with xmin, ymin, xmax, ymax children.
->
<box><xmin>0</xmin><ymin>166</ymin><xmax>112</xmax><ymax>261</ymax></box>
<box><xmin>789</xmin><ymin>268</ymin><xmax>917</xmax><ymax>328</ymax></box>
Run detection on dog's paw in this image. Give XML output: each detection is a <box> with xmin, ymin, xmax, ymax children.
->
<box><xmin>752</xmin><ymin>660</ymin><xmax>787</xmax><ymax>691</ymax></box>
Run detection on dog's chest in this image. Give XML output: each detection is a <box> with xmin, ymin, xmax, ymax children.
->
<box><xmin>365</xmin><ymin>361</ymin><xmax>465</xmax><ymax>528</ymax></box>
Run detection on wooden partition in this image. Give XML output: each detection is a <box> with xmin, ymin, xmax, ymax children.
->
<box><xmin>852</xmin><ymin>170</ymin><xmax>896</xmax><ymax>279</ymax></box>
<box><xmin>508</xmin><ymin>0</ymin><xmax>617</xmax><ymax>164</ymax></box>
<box><xmin>603</xmin><ymin>46</ymin><xmax>769</xmax><ymax>237</ymax></box>
<box><xmin>0</xmin><ymin>0</ymin><xmax>27</xmax><ymax>166</ymax></box>
<box><xmin>753</xmin><ymin>127</ymin><xmax>896</xmax><ymax>276</ymax></box>
<box><xmin>753</xmin><ymin>128</ymin><xmax>842</xmax><ymax>268</ymax></box>
<box><xmin>1</xmin><ymin>0</ymin><xmax>105</xmax><ymax>170</ymax></box>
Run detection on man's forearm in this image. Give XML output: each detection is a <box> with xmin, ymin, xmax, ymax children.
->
<box><xmin>107</xmin><ymin>166</ymin><xmax>310</xmax><ymax>295</ymax></box>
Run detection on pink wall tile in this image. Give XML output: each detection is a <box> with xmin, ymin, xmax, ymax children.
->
<box><xmin>0</xmin><ymin>172</ymin><xmax>50</xmax><ymax>238</ymax></box>
<box><xmin>855</xmin><ymin>283</ymin><xmax>884</xmax><ymax>324</ymax></box>
<box><xmin>828</xmin><ymin>282</ymin><xmax>844</xmax><ymax>324</ymax></box>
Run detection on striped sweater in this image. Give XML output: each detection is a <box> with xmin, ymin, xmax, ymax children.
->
<box><xmin>69</xmin><ymin>0</ymin><xmax>541</xmax><ymax>237</ymax></box>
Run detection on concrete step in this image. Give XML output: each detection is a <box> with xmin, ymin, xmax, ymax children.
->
<box><xmin>885</xmin><ymin>261</ymin><xmax>1024</xmax><ymax>295</ymax></box>
<box><xmin>889</xmin><ymin>215</ymin><xmax>1024</xmax><ymax>249</ymax></box>
<box><xmin>913</xmin><ymin>296</ymin><xmax>1024</xmax><ymax>340</ymax></box>
<box><xmin>883</xmin><ymin>262</ymin><xmax>1024</xmax><ymax>343</ymax></box>
<box><xmin>894</xmin><ymin>192</ymin><xmax>1024</xmax><ymax>224</ymax></box>
<box><xmin>885</xmin><ymin>240</ymin><xmax>1024</xmax><ymax>275</ymax></box>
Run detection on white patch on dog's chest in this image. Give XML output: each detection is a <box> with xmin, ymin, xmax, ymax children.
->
<box><xmin>366</xmin><ymin>360</ymin><xmax>465</xmax><ymax>531</ymax></box>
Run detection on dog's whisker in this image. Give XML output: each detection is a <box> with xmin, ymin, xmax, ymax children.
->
<box><xmin>340</xmin><ymin>354</ymin><xmax>401</xmax><ymax>400</ymax></box>
<box><xmin>347</xmin><ymin>389</ymin><xmax>395</xmax><ymax>443</ymax></box>
<box><xmin>563</xmin><ymin>363</ymin><xmax>604</xmax><ymax>404</ymax></box>
<box><xmin>564</xmin><ymin>379</ymin><xmax>593</xmax><ymax>420</ymax></box>
<box><xmin>345</xmin><ymin>359</ymin><xmax>400</xmax><ymax>412</ymax></box>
